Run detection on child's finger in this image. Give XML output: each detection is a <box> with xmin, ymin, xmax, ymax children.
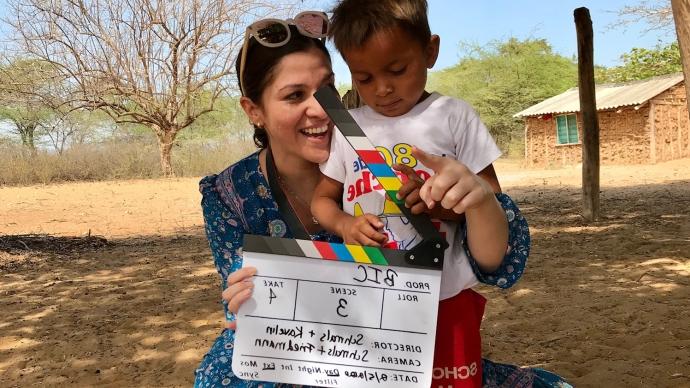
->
<box><xmin>356</xmin><ymin>237</ymin><xmax>382</xmax><ymax>247</ymax></box>
<box><xmin>410</xmin><ymin>201</ymin><xmax>428</xmax><ymax>215</ymax></box>
<box><xmin>452</xmin><ymin>187</ymin><xmax>487</xmax><ymax>214</ymax></box>
<box><xmin>419</xmin><ymin>175</ymin><xmax>436</xmax><ymax>208</ymax></box>
<box><xmin>393</xmin><ymin>163</ymin><xmax>424</xmax><ymax>184</ymax></box>
<box><xmin>403</xmin><ymin>189</ymin><xmax>422</xmax><ymax>209</ymax></box>
<box><xmin>355</xmin><ymin>229</ymin><xmax>384</xmax><ymax>246</ymax></box>
<box><xmin>428</xmin><ymin>172</ymin><xmax>457</xmax><ymax>203</ymax></box>
<box><xmin>441</xmin><ymin>181</ymin><xmax>471</xmax><ymax>211</ymax></box>
<box><xmin>361</xmin><ymin>222</ymin><xmax>388</xmax><ymax>244</ymax></box>
<box><xmin>363</xmin><ymin>214</ymin><xmax>384</xmax><ymax>229</ymax></box>
<box><xmin>393</xmin><ymin>164</ymin><xmax>424</xmax><ymax>200</ymax></box>
<box><xmin>395</xmin><ymin>180</ymin><xmax>417</xmax><ymax>200</ymax></box>
<box><xmin>411</xmin><ymin>146</ymin><xmax>446</xmax><ymax>172</ymax></box>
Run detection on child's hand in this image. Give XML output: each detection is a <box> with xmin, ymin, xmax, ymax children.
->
<box><xmin>392</xmin><ymin>163</ymin><xmax>428</xmax><ymax>215</ymax></box>
<box><xmin>339</xmin><ymin>214</ymin><xmax>388</xmax><ymax>246</ymax></box>
<box><xmin>412</xmin><ymin>147</ymin><xmax>494</xmax><ymax>214</ymax></box>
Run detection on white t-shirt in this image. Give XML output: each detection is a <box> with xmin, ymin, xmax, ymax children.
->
<box><xmin>320</xmin><ymin>92</ymin><xmax>502</xmax><ymax>300</ymax></box>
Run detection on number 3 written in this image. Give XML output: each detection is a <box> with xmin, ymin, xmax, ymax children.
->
<box><xmin>337</xmin><ymin>298</ymin><xmax>348</xmax><ymax>317</ymax></box>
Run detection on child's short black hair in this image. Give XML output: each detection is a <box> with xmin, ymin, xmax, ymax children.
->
<box><xmin>329</xmin><ymin>0</ymin><xmax>431</xmax><ymax>53</ymax></box>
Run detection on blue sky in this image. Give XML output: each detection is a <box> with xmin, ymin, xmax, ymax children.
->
<box><xmin>0</xmin><ymin>0</ymin><xmax>676</xmax><ymax>87</ymax></box>
<box><xmin>328</xmin><ymin>0</ymin><xmax>676</xmax><ymax>86</ymax></box>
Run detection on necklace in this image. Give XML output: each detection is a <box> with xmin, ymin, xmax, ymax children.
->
<box><xmin>276</xmin><ymin>173</ymin><xmax>320</xmax><ymax>225</ymax></box>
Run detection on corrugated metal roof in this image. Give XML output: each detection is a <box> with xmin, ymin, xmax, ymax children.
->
<box><xmin>514</xmin><ymin>73</ymin><xmax>685</xmax><ymax>117</ymax></box>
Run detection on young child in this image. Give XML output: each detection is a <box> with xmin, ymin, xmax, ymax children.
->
<box><xmin>311</xmin><ymin>1</ymin><xmax>511</xmax><ymax>387</ymax></box>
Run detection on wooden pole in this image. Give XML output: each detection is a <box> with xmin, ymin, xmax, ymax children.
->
<box><xmin>342</xmin><ymin>78</ymin><xmax>364</xmax><ymax>109</ymax></box>
<box><xmin>649</xmin><ymin>102</ymin><xmax>657</xmax><ymax>163</ymax></box>
<box><xmin>672</xmin><ymin>0</ymin><xmax>690</xmax><ymax>123</ymax></box>
<box><xmin>574</xmin><ymin>7</ymin><xmax>600</xmax><ymax>221</ymax></box>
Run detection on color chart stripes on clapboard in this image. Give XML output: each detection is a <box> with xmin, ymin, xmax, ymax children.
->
<box><xmin>312</xmin><ymin>91</ymin><xmax>405</xmax><ymax>207</ymax></box>
<box><xmin>243</xmin><ymin>235</ymin><xmax>413</xmax><ymax>268</ymax></box>
<box><xmin>346</xmin><ymin>138</ymin><xmax>403</xmax><ymax>206</ymax></box>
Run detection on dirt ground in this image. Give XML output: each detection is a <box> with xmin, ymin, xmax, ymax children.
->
<box><xmin>1</xmin><ymin>158</ymin><xmax>689</xmax><ymax>387</ymax></box>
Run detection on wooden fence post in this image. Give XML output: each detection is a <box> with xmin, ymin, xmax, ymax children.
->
<box><xmin>575</xmin><ymin>7</ymin><xmax>600</xmax><ymax>222</ymax></box>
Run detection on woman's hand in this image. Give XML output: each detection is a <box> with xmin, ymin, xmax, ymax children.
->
<box><xmin>221</xmin><ymin>266</ymin><xmax>257</xmax><ymax>330</ymax></box>
<box><xmin>339</xmin><ymin>214</ymin><xmax>388</xmax><ymax>246</ymax></box>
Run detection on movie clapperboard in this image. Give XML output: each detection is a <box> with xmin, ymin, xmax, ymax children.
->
<box><xmin>231</xmin><ymin>87</ymin><xmax>448</xmax><ymax>387</ymax></box>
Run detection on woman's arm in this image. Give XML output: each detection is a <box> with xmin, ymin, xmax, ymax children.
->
<box><xmin>461</xmin><ymin>162</ymin><xmax>530</xmax><ymax>288</ymax></box>
<box><xmin>467</xmin><ymin>193</ymin><xmax>530</xmax><ymax>289</ymax></box>
<box><xmin>200</xmin><ymin>176</ymin><xmax>255</xmax><ymax>328</ymax></box>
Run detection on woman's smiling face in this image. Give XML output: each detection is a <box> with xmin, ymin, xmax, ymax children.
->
<box><xmin>246</xmin><ymin>46</ymin><xmax>335</xmax><ymax>165</ymax></box>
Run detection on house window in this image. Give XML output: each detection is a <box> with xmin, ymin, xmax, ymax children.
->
<box><xmin>555</xmin><ymin>114</ymin><xmax>579</xmax><ymax>145</ymax></box>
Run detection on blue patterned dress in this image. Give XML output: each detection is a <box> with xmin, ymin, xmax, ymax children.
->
<box><xmin>194</xmin><ymin>152</ymin><xmax>571</xmax><ymax>388</ymax></box>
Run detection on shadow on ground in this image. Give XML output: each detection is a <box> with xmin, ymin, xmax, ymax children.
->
<box><xmin>0</xmin><ymin>229</ymin><xmax>221</xmax><ymax>387</ymax></box>
<box><xmin>480</xmin><ymin>181</ymin><xmax>690</xmax><ymax>387</ymax></box>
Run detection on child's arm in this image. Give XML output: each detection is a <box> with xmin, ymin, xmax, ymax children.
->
<box><xmin>411</xmin><ymin>147</ymin><xmax>508</xmax><ymax>273</ymax></box>
<box><xmin>311</xmin><ymin>173</ymin><xmax>388</xmax><ymax>246</ymax></box>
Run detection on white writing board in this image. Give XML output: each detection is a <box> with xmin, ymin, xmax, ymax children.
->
<box><xmin>232</xmin><ymin>235</ymin><xmax>442</xmax><ymax>387</ymax></box>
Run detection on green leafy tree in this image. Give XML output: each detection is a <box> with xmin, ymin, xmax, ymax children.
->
<box><xmin>177</xmin><ymin>94</ymin><xmax>248</xmax><ymax>142</ymax></box>
<box><xmin>596</xmin><ymin>41</ymin><xmax>682</xmax><ymax>82</ymax></box>
<box><xmin>429</xmin><ymin>38</ymin><xmax>578</xmax><ymax>154</ymax></box>
<box><xmin>0</xmin><ymin>59</ymin><xmax>59</xmax><ymax>153</ymax></box>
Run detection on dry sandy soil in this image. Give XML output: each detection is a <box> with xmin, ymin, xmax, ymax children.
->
<box><xmin>1</xmin><ymin>158</ymin><xmax>689</xmax><ymax>387</ymax></box>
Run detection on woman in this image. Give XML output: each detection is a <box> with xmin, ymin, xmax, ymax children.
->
<box><xmin>195</xmin><ymin>13</ymin><xmax>340</xmax><ymax>387</ymax></box>
<box><xmin>195</xmin><ymin>11</ymin><xmax>569</xmax><ymax>388</ymax></box>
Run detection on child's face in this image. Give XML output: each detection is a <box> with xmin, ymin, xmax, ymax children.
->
<box><xmin>341</xmin><ymin>26</ymin><xmax>439</xmax><ymax>117</ymax></box>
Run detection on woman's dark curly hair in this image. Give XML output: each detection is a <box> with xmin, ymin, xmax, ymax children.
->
<box><xmin>236</xmin><ymin>24</ymin><xmax>332</xmax><ymax>149</ymax></box>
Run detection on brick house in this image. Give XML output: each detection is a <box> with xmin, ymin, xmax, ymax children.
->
<box><xmin>515</xmin><ymin>73</ymin><xmax>689</xmax><ymax>166</ymax></box>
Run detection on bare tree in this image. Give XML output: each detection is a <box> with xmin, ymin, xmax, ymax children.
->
<box><xmin>5</xmin><ymin>0</ymin><xmax>291</xmax><ymax>175</ymax></box>
<box><xmin>613</xmin><ymin>0</ymin><xmax>675</xmax><ymax>34</ymax></box>
<box><xmin>42</xmin><ymin>116</ymin><xmax>74</xmax><ymax>155</ymax></box>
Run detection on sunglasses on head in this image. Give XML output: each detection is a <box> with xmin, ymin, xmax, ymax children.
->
<box><xmin>239</xmin><ymin>11</ymin><xmax>330</xmax><ymax>96</ymax></box>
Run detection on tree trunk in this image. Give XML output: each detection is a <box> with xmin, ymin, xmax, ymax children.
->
<box><xmin>672</xmin><ymin>0</ymin><xmax>690</xmax><ymax>122</ymax></box>
<box><xmin>342</xmin><ymin>78</ymin><xmax>365</xmax><ymax>109</ymax></box>
<box><xmin>575</xmin><ymin>7</ymin><xmax>601</xmax><ymax>222</ymax></box>
<box><xmin>157</xmin><ymin>132</ymin><xmax>175</xmax><ymax>177</ymax></box>
<box><xmin>342</xmin><ymin>89</ymin><xmax>363</xmax><ymax>109</ymax></box>
<box><xmin>18</xmin><ymin>124</ymin><xmax>37</xmax><ymax>156</ymax></box>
